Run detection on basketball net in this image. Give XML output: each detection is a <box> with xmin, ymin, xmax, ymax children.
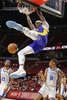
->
<box><xmin>17</xmin><ymin>2</ymin><xmax>37</xmax><ymax>15</ymax></box>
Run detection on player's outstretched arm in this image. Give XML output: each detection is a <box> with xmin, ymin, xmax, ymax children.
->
<box><xmin>26</xmin><ymin>15</ymin><xmax>35</xmax><ymax>30</ymax></box>
<box><xmin>36</xmin><ymin>9</ymin><xmax>45</xmax><ymax>22</ymax></box>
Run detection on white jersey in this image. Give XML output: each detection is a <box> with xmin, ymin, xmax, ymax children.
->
<box><xmin>42</xmin><ymin>20</ymin><xmax>49</xmax><ymax>30</ymax></box>
<box><xmin>46</xmin><ymin>67</ymin><xmax>60</xmax><ymax>87</ymax></box>
<box><xmin>0</xmin><ymin>67</ymin><xmax>11</xmax><ymax>86</ymax></box>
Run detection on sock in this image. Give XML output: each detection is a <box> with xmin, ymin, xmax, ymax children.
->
<box><xmin>19</xmin><ymin>65</ymin><xmax>24</xmax><ymax>70</ymax></box>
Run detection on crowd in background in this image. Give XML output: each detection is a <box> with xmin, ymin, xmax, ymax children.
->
<box><xmin>10</xmin><ymin>75</ymin><xmax>41</xmax><ymax>92</ymax></box>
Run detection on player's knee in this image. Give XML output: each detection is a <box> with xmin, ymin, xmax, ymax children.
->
<box><xmin>18</xmin><ymin>51</ymin><xmax>22</xmax><ymax>56</ymax></box>
<box><xmin>34</xmin><ymin>98</ymin><xmax>41</xmax><ymax>100</ymax></box>
<box><xmin>17</xmin><ymin>49</ymin><xmax>25</xmax><ymax>56</ymax></box>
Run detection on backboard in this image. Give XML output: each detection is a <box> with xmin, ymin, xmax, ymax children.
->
<box><xmin>40</xmin><ymin>0</ymin><xmax>65</xmax><ymax>18</ymax></box>
<box><xmin>0</xmin><ymin>0</ymin><xmax>65</xmax><ymax>18</ymax></box>
<box><xmin>19</xmin><ymin>0</ymin><xmax>65</xmax><ymax>18</ymax></box>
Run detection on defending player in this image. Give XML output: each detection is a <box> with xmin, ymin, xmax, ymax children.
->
<box><xmin>34</xmin><ymin>59</ymin><xmax>65</xmax><ymax>100</ymax></box>
<box><xmin>0</xmin><ymin>59</ymin><xmax>14</xmax><ymax>100</ymax></box>
<box><xmin>6</xmin><ymin>8</ymin><xmax>49</xmax><ymax>78</ymax></box>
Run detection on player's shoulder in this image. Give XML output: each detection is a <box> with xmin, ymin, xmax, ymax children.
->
<box><xmin>0</xmin><ymin>67</ymin><xmax>3</xmax><ymax>71</ymax></box>
<box><xmin>57</xmin><ymin>68</ymin><xmax>63</xmax><ymax>74</ymax></box>
<box><xmin>33</xmin><ymin>27</ymin><xmax>37</xmax><ymax>31</ymax></box>
<box><xmin>56</xmin><ymin>67</ymin><xmax>61</xmax><ymax>71</ymax></box>
<box><xmin>55</xmin><ymin>67</ymin><xmax>61</xmax><ymax>73</ymax></box>
<box><xmin>42</xmin><ymin>20</ymin><xmax>49</xmax><ymax>29</ymax></box>
<box><xmin>43</xmin><ymin>20</ymin><xmax>49</xmax><ymax>25</ymax></box>
<box><xmin>45</xmin><ymin>67</ymin><xmax>50</xmax><ymax>72</ymax></box>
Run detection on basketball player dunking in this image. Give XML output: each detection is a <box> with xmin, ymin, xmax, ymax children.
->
<box><xmin>6</xmin><ymin>8</ymin><xmax>49</xmax><ymax>78</ymax></box>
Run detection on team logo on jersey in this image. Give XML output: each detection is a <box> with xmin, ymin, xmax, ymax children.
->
<box><xmin>5</xmin><ymin>71</ymin><xmax>9</xmax><ymax>75</ymax></box>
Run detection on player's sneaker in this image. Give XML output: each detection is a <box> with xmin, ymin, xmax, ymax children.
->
<box><xmin>9</xmin><ymin>68</ymin><xmax>26</xmax><ymax>78</ymax></box>
<box><xmin>6</xmin><ymin>20</ymin><xmax>23</xmax><ymax>32</ymax></box>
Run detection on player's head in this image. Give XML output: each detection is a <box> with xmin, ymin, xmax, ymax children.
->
<box><xmin>49</xmin><ymin>59</ymin><xmax>58</xmax><ymax>68</ymax></box>
<box><xmin>4</xmin><ymin>59</ymin><xmax>11</xmax><ymax>69</ymax></box>
<box><xmin>35</xmin><ymin>20</ymin><xmax>43</xmax><ymax>28</ymax></box>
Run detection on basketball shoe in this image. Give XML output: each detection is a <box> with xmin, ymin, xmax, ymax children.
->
<box><xmin>6</xmin><ymin>20</ymin><xmax>23</xmax><ymax>32</ymax></box>
<box><xmin>9</xmin><ymin>68</ymin><xmax>26</xmax><ymax>78</ymax></box>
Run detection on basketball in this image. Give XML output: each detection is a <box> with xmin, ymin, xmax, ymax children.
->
<box><xmin>7</xmin><ymin>43</ymin><xmax>18</xmax><ymax>54</ymax></box>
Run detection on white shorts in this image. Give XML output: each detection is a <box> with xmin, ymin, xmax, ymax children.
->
<box><xmin>0</xmin><ymin>84</ymin><xmax>7</xmax><ymax>97</ymax></box>
<box><xmin>38</xmin><ymin>83</ymin><xmax>56</xmax><ymax>99</ymax></box>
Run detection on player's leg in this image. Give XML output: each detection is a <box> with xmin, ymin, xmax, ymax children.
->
<box><xmin>9</xmin><ymin>46</ymin><xmax>34</xmax><ymax>78</ymax></box>
<box><xmin>34</xmin><ymin>94</ymin><xmax>42</xmax><ymax>100</ymax></box>
<box><xmin>6</xmin><ymin>20</ymin><xmax>40</xmax><ymax>40</ymax></box>
<box><xmin>0</xmin><ymin>86</ymin><xmax>6</xmax><ymax>100</ymax></box>
<box><xmin>6</xmin><ymin>21</ymin><xmax>23</xmax><ymax>32</ymax></box>
<box><xmin>22</xmin><ymin>27</ymin><xmax>40</xmax><ymax>40</ymax></box>
<box><xmin>57</xmin><ymin>83</ymin><xmax>65</xmax><ymax>100</ymax></box>
<box><xmin>49</xmin><ymin>87</ymin><xmax>56</xmax><ymax>100</ymax></box>
<box><xmin>59</xmin><ymin>86</ymin><xmax>64</xmax><ymax>100</ymax></box>
<box><xmin>34</xmin><ymin>84</ymin><xmax>48</xmax><ymax>100</ymax></box>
